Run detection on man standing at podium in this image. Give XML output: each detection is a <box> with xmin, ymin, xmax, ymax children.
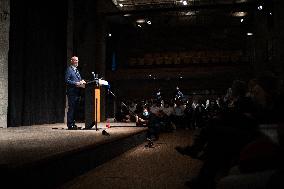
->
<box><xmin>65</xmin><ymin>56</ymin><xmax>86</xmax><ymax>130</ymax></box>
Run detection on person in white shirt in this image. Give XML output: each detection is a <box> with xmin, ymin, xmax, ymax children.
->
<box><xmin>173</xmin><ymin>101</ymin><xmax>186</xmax><ymax>129</ymax></box>
<box><xmin>161</xmin><ymin>102</ymin><xmax>175</xmax><ymax>131</ymax></box>
<box><xmin>150</xmin><ymin>102</ymin><xmax>162</xmax><ymax>115</ymax></box>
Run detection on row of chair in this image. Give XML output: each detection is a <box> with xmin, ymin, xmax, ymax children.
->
<box><xmin>129</xmin><ymin>51</ymin><xmax>248</xmax><ymax>66</ymax></box>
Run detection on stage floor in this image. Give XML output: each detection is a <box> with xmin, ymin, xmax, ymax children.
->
<box><xmin>0</xmin><ymin>122</ymin><xmax>146</xmax><ymax>168</ymax></box>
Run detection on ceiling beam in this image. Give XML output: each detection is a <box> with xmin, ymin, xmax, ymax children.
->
<box><xmin>104</xmin><ymin>2</ymin><xmax>257</xmax><ymax>16</ymax></box>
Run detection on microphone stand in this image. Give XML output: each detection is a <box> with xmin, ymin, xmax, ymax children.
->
<box><xmin>94</xmin><ymin>77</ymin><xmax>99</xmax><ymax>131</ymax></box>
<box><xmin>107</xmin><ymin>89</ymin><xmax>136</xmax><ymax>121</ymax></box>
<box><xmin>121</xmin><ymin>101</ymin><xmax>136</xmax><ymax>117</ymax></box>
<box><xmin>108</xmin><ymin>89</ymin><xmax>116</xmax><ymax>98</ymax></box>
<box><xmin>108</xmin><ymin>89</ymin><xmax>116</xmax><ymax>119</ymax></box>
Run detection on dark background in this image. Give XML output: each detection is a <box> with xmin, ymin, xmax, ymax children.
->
<box><xmin>6</xmin><ymin>0</ymin><xmax>284</xmax><ymax>126</ymax></box>
<box><xmin>8</xmin><ymin>0</ymin><xmax>67</xmax><ymax>126</ymax></box>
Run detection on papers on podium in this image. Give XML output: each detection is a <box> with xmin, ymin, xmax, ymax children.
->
<box><xmin>85</xmin><ymin>79</ymin><xmax>109</xmax><ymax>87</ymax></box>
<box><xmin>98</xmin><ymin>79</ymin><xmax>109</xmax><ymax>86</ymax></box>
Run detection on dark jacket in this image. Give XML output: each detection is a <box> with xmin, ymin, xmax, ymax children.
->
<box><xmin>65</xmin><ymin>66</ymin><xmax>81</xmax><ymax>95</ymax></box>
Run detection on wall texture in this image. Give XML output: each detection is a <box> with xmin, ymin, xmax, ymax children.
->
<box><xmin>0</xmin><ymin>0</ymin><xmax>9</xmax><ymax>128</ymax></box>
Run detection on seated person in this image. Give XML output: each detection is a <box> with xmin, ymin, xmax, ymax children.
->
<box><xmin>146</xmin><ymin>109</ymin><xmax>164</xmax><ymax>141</ymax></box>
<box><xmin>161</xmin><ymin>102</ymin><xmax>175</xmax><ymax>131</ymax></box>
<box><xmin>172</xmin><ymin>100</ymin><xmax>186</xmax><ymax>129</ymax></box>
<box><xmin>136</xmin><ymin>107</ymin><xmax>150</xmax><ymax>127</ymax></box>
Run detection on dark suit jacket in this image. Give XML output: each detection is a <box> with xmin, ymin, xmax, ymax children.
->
<box><xmin>65</xmin><ymin>66</ymin><xmax>82</xmax><ymax>95</ymax></box>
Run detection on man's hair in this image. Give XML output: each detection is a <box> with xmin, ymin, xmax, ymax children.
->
<box><xmin>71</xmin><ymin>56</ymin><xmax>78</xmax><ymax>61</ymax></box>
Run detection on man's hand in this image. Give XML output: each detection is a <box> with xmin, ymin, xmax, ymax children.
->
<box><xmin>80</xmin><ymin>80</ymin><xmax>86</xmax><ymax>85</ymax></box>
<box><xmin>76</xmin><ymin>80</ymin><xmax>86</xmax><ymax>88</ymax></box>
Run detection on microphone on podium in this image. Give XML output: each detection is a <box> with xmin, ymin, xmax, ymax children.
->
<box><xmin>91</xmin><ymin>72</ymin><xmax>96</xmax><ymax>80</ymax></box>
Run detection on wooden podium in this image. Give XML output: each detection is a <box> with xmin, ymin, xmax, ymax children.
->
<box><xmin>85</xmin><ymin>80</ymin><xmax>101</xmax><ymax>130</ymax></box>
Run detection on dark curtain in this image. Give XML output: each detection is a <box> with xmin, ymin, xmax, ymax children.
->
<box><xmin>8</xmin><ymin>0</ymin><xmax>67</xmax><ymax>127</ymax></box>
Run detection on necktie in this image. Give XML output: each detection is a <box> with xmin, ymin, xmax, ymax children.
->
<box><xmin>75</xmin><ymin>68</ymin><xmax>81</xmax><ymax>79</ymax></box>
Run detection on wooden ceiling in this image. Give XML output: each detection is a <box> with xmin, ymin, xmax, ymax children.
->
<box><xmin>105</xmin><ymin>0</ymin><xmax>263</xmax><ymax>27</ymax></box>
<box><xmin>111</xmin><ymin>0</ymin><xmax>257</xmax><ymax>11</ymax></box>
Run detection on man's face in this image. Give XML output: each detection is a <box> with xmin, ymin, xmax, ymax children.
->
<box><xmin>71</xmin><ymin>57</ymin><xmax>79</xmax><ymax>67</ymax></box>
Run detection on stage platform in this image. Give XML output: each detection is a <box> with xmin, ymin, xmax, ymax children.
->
<box><xmin>0</xmin><ymin>122</ymin><xmax>147</xmax><ymax>188</ymax></box>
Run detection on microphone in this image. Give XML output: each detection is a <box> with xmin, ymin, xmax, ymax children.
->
<box><xmin>91</xmin><ymin>72</ymin><xmax>96</xmax><ymax>80</ymax></box>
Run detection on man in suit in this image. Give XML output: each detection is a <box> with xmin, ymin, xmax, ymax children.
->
<box><xmin>65</xmin><ymin>56</ymin><xmax>86</xmax><ymax>130</ymax></box>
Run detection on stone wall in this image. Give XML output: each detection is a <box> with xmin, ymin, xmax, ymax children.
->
<box><xmin>0</xmin><ymin>0</ymin><xmax>9</xmax><ymax>128</ymax></box>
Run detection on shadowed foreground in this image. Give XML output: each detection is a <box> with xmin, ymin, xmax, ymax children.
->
<box><xmin>59</xmin><ymin>129</ymin><xmax>202</xmax><ymax>189</ymax></box>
